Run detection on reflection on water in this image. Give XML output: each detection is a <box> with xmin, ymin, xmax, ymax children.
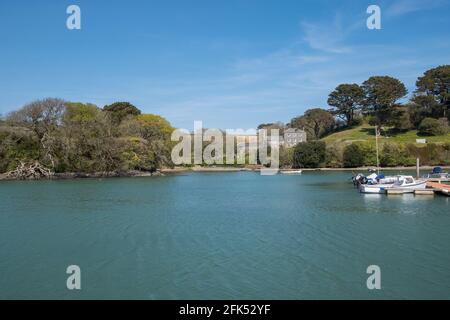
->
<box><xmin>0</xmin><ymin>171</ymin><xmax>449</xmax><ymax>299</ymax></box>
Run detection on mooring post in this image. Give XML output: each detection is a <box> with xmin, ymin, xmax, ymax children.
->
<box><xmin>416</xmin><ymin>158</ymin><xmax>420</xmax><ymax>179</ymax></box>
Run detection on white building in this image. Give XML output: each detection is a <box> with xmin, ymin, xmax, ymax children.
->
<box><xmin>283</xmin><ymin>128</ymin><xmax>307</xmax><ymax>148</ymax></box>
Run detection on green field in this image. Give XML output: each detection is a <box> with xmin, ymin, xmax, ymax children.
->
<box><xmin>322</xmin><ymin>125</ymin><xmax>450</xmax><ymax>146</ymax></box>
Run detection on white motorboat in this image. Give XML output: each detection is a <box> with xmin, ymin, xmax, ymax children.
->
<box><xmin>391</xmin><ymin>176</ymin><xmax>427</xmax><ymax>190</ymax></box>
<box><xmin>365</xmin><ymin>173</ymin><xmax>397</xmax><ymax>185</ymax></box>
<box><xmin>360</xmin><ymin>176</ymin><xmax>427</xmax><ymax>194</ymax></box>
<box><xmin>359</xmin><ymin>183</ymin><xmax>393</xmax><ymax>194</ymax></box>
<box><xmin>280</xmin><ymin>170</ymin><xmax>302</xmax><ymax>175</ymax></box>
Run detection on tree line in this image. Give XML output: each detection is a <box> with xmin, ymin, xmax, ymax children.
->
<box><xmin>266</xmin><ymin>65</ymin><xmax>449</xmax><ymax>141</ymax></box>
<box><xmin>1</xmin><ymin>65</ymin><xmax>449</xmax><ymax>174</ymax></box>
<box><xmin>261</xmin><ymin>65</ymin><xmax>450</xmax><ymax>168</ymax></box>
<box><xmin>0</xmin><ymin>100</ymin><xmax>174</xmax><ymax>175</ymax></box>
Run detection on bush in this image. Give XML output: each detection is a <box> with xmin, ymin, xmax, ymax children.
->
<box><xmin>343</xmin><ymin>142</ymin><xmax>377</xmax><ymax>168</ymax></box>
<box><xmin>406</xmin><ymin>143</ymin><xmax>450</xmax><ymax>166</ymax></box>
<box><xmin>380</xmin><ymin>143</ymin><xmax>415</xmax><ymax>167</ymax></box>
<box><xmin>325</xmin><ymin>144</ymin><xmax>343</xmax><ymax>168</ymax></box>
<box><xmin>279</xmin><ymin>146</ymin><xmax>294</xmax><ymax>168</ymax></box>
<box><xmin>293</xmin><ymin>141</ymin><xmax>326</xmax><ymax>168</ymax></box>
<box><xmin>343</xmin><ymin>144</ymin><xmax>365</xmax><ymax>168</ymax></box>
<box><xmin>418</xmin><ymin>117</ymin><xmax>449</xmax><ymax>136</ymax></box>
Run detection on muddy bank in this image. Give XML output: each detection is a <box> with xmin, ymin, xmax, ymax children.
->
<box><xmin>0</xmin><ymin>170</ymin><xmax>164</xmax><ymax>181</ymax></box>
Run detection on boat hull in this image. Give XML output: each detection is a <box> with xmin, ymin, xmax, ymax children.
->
<box><xmin>359</xmin><ymin>185</ymin><xmax>390</xmax><ymax>194</ymax></box>
<box><xmin>280</xmin><ymin>170</ymin><xmax>302</xmax><ymax>175</ymax></box>
<box><xmin>360</xmin><ymin>181</ymin><xmax>427</xmax><ymax>194</ymax></box>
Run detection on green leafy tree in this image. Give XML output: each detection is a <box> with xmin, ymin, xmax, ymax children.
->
<box><xmin>327</xmin><ymin>84</ymin><xmax>364</xmax><ymax>127</ymax></box>
<box><xmin>290</xmin><ymin>108</ymin><xmax>335</xmax><ymax>140</ymax></box>
<box><xmin>103</xmin><ymin>102</ymin><xmax>141</xmax><ymax>124</ymax></box>
<box><xmin>389</xmin><ymin>106</ymin><xmax>412</xmax><ymax>131</ymax></box>
<box><xmin>418</xmin><ymin>117</ymin><xmax>449</xmax><ymax>136</ymax></box>
<box><xmin>380</xmin><ymin>143</ymin><xmax>415</xmax><ymax>167</ymax></box>
<box><xmin>343</xmin><ymin>144</ymin><xmax>365</xmax><ymax>168</ymax></box>
<box><xmin>362</xmin><ymin>76</ymin><xmax>407</xmax><ymax>125</ymax></box>
<box><xmin>292</xmin><ymin>141</ymin><xmax>326</xmax><ymax>168</ymax></box>
<box><xmin>415</xmin><ymin>65</ymin><xmax>450</xmax><ymax>118</ymax></box>
<box><xmin>343</xmin><ymin>142</ymin><xmax>377</xmax><ymax>168</ymax></box>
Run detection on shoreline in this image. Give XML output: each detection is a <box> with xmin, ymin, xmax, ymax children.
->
<box><xmin>1</xmin><ymin>165</ymin><xmax>448</xmax><ymax>181</ymax></box>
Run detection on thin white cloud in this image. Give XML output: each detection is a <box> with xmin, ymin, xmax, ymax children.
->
<box><xmin>300</xmin><ymin>14</ymin><xmax>353</xmax><ymax>54</ymax></box>
<box><xmin>386</xmin><ymin>0</ymin><xmax>448</xmax><ymax>17</ymax></box>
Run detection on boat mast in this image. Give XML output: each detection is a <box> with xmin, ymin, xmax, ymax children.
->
<box><xmin>375</xmin><ymin>125</ymin><xmax>380</xmax><ymax>175</ymax></box>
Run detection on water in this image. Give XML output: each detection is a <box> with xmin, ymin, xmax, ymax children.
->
<box><xmin>0</xmin><ymin>171</ymin><xmax>449</xmax><ymax>299</ymax></box>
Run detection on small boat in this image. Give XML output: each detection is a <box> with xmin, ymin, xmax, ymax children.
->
<box><xmin>353</xmin><ymin>172</ymin><xmax>397</xmax><ymax>189</ymax></box>
<box><xmin>423</xmin><ymin>167</ymin><xmax>449</xmax><ymax>179</ymax></box>
<box><xmin>359</xmin><ymin>184</ymin><xmax>392</xmax><ymax>194</ymax></box>
<box><xmin>280</xmin><ymin>170</ymin><xmax>302</xmax><ymax>175</ymax></box>
<box><xmin>392</xmin><ymin>176</ymin><xmax>427</xmax><ymax>188</ymax></box>
<box><xmin>360</xmin><ymin>176</ymin><xmax>427</xmax><ymax>194</ymax></box>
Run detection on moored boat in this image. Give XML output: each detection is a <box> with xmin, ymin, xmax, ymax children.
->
<box><xmin>360</xmin><ymin>176</ymin><xmax>427</xmax><ymax>194</ymax></box>
<box><xmin>280</xmin><ymin>170</ymin><xmax>302</xmax><ymax>175</ymax></box>
<box><xmin>423</xmin><ymin>167</ymin><xmax>450</xmax><ymax>181</ymax></box>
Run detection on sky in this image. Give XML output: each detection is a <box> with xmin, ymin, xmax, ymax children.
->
<box><xmin>0</xmin><ymin>0</ymin><xmax>449</xmax><ymax>129</ymax></box>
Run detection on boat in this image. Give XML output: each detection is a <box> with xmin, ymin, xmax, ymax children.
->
<box><xmin>280</xmin><ymin>170</ymin><xmax>302</xmax><ymax>175</ymax></box>
<box><xmin>359</xmin><ymin>183</ymin><xmax>393</xmax><ymax>194</ymax></box>
<box><xmin>366</xmin><ymin>173</ymin><xmax>397</xmax><ymax>185</ymax></box>
<box><xmin>423</xmin><ymin>167</ymin><xmax>450</xmax><ymax>181</ymax></box>
<box><xmin>360</xmin><ymin>176</ymin><xmax>427</xmax><ymax>194</ymax></box>
<box><xmin>353</xmin><ymin>172</ymin><xmax>397</xmax><ymax>189</ymax></box>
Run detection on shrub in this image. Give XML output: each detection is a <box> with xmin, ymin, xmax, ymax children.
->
<box><xmin>293</xmin><ymin>141</ymin><xmax>326</xmax><ymax>168</ymax></box>
<box><xmin>406</xmin><ymin>143</ymin><xmax>450</xmax><ymax>166</ymax></box>
<box><xmin>343</xmin><ymin>144</ymin><xmax>365</xmax><ymax>168</ymax></box>
<box><xmin>418</xmin><ymin>117</ymin><xmax>449</xmax><ymax>136</ymax></box>
<box><xmin>279</xmin><ymin>146</ymin><xmax>294</xmax><ymax>168</ymax></box>
<box><xmin>380</xmin><ymin>143</ymin><xmax>415</xmax><ymax>167</ymax></box>
<box><xmin>343</xmin><ymin>142</ymin><xmax>377</xmax><ymax>168</ymax></box>
<box><xmin>325</xmin><ymin>144</ymin><xmax>343</xmax><ymax>168</ymax></box>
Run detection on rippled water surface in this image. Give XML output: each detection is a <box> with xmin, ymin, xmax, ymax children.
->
<box><xmin>1</xmin><ymin>171</ymin><xmax>449</xmax><ymax>299</ymax></box>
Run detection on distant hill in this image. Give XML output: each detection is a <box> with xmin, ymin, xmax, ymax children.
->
<box><xmin>322</xmin><ymin>124</ymin><xmax>450</xmax><ymax>146</ymax></box>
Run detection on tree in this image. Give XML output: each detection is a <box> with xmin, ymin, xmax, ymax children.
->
<box><xmin>380</xmin><ymin>143</ymin><xmax>415</xmax><ymax>167</ymax></box>
<box><xmin>61</xmin><ymin>103</ymin><xmax>121</xmax><ymax>172</ymax></box>
<box><xmin>7</xmin><ymin>98</ymin><xmax>66</xmax><ymax>140</ymax></box>
<box><xmin>327</xmin><ymin>84</ymin><xmax>365</xmax><ymax>126</ymax></box>
<box><xmin>119</xmin><ymin>114</ymin><xmax>174</xmax><ymax>170</ymax></box>
<box><xmin>343</xmin><ymin>144</ymin><xmax>366</xmax><ymax>168</ymax></box>
<box><xmin>362</xmin><ymin>76</ymin><xmax>407</xmax><ymax>125</ymax></box>
<box><xmin>292</xmin><ymin>141</ymin><xmax>326</xmax><ymax>168</ymax></box>
<box><xmin>103</xmin><ymin>102</ymin><xmax>141</xmax><ymax>124</ymax></box>
<box><xmin>415</xmin><ymin>65</ymin><xmax>450</xmax><ymax>118</ymax></box>
<box><xmin>257</xmin><ymin>122</ymin><xmax>285</xmax><ymax>135</ymax></box>
<box><xmin>343</xmin><ymin>142</ymin><xmax>377</xmax><ymax>168</ymax></box>
<box><xmin>389</xmin><ymin>105</ymin><xmax>412</xmax><ymax>131</ymax></box>
<box><xmin>418</xmin><ymin>117</ymin><xmax>449</xmax><ymax>136</ymax></box>
<box><xmin>289</xmin><ymin>108</ymin><xmax>335</xmax><ymax>140</ymax></box>
<box><xmin>6</xmin><ymin>98</ymin><xmax>67</xmax><ymax>169</ymax></box>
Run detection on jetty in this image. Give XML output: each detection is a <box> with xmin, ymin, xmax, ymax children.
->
<box><xmin>426</xmin><ymin>182</ymin><xmax>450</xmax><ymax>197</ymax></box>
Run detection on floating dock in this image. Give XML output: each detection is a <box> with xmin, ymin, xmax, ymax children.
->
<box><xmin>383</xmin><ymin>182</ymin><xmax>450</xmax><ymax>196</ymax></box>
<box><xmin>426</xmin><ymin>182</ymin><xmax>450</xmax><ymax>197</ymax></box>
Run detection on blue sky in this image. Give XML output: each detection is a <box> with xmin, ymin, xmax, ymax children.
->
<box><xmin>0</xmin><ymin>0</ymin><xmax>449</xmax><ymax>129</ymax></box>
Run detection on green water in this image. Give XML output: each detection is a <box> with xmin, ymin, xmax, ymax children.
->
<box><xmin>0</xmin><ymin>171</ymin><xmax>449</xmax><ymax>299</ymax></box>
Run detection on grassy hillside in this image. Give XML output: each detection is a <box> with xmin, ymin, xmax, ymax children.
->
<box><xmin>322</xmin><ymin>124</ymin><xmax>450</xmax><ymax>146</ymax></box>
